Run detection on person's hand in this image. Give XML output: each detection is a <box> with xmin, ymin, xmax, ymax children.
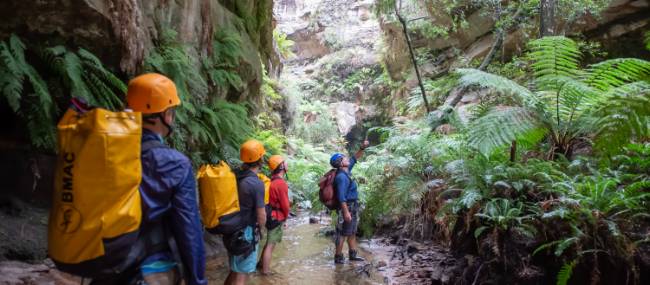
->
<box><xmin>344</xmin><ymin>211</ymin><xmax>352</xmax><ymax>223</ymax></box>
<box><xmin>284</xmin><ymin>222</ymin><xmax>289</xmax><ymax>229</ymax></box>
<box><xmin>361</xmin><ymin>140</ymin><xmax>370</xmax><ymax>150</ymax></box>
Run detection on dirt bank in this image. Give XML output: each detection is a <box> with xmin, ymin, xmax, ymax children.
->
<box><xmin>365</xmin><ymin>237</ymin><xmax>466</xmax><ymax>285</ymax></box>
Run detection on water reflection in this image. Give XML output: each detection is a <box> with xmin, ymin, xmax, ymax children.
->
<box><xmin>206</xmin><ymin>216</ymin><xmax>385</xmax><ymax>285</ymax></box>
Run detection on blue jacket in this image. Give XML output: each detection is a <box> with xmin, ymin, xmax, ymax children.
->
<box><xmin>139</xmin><ymin>130</ymin><xmax>207</xmax><ymax>285</ymax></box>
<box><xmin>335</xmin><ymin>157</ymin><xmax>358</xmax><ymax>203</ymax></box>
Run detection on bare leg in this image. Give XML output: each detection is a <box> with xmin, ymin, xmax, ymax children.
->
<box><xmin>234</xmin><ymin>273</ymin><xmax>247</xmax><ymax>285</ymax></box>
<box><xmin>261</xmin><ymin>243</ymin><xmax>276</xmax><ymax>274</ymax></box>
<box><xmin>336</xmin><ymin>236</ymin><xmax>346</xmax><ymax>255</ymax></box>
<box><xmin>347</xmin><ymin>235</ymin><xmax>357</xmax><ymax>251</ymax></box>
<box><xmin>224</xmin><ymin>271</ymin><xmax>235</xmax><ymax>285</ymax></box>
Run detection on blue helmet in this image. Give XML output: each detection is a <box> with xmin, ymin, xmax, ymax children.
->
<box><xmin>330</xmin><ymin>153</ymin><xmax>345</xmax><ymax>168</ymax></box>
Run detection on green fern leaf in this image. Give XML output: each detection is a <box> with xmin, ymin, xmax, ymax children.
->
<box><xmin>593</xmin><ymin>82</ymin><xmax>650</xmax><ymax>154</ymax></box>
<box><xmin>468</xmin><ymin>107</ymin><xmax>544</xmax><ymax>155</ymax></box>
<box><xmin>556</xmin><ymin>260</ymin><xmax>577</xmax><ymax>285</ymax></box>
<box><xmin>457</xmin><ymin>68</ymin><xmax>538</xmax><ymax>106</ymax></box>
<box><xmin>529</xmin><ymin>37</ymin><xmax>582</xmax><ymax>90</ymax></box>
<box><xmin>0</xmin><ymin>42</ymin><xmax>24</xmax><ymax>111</ymax></box>
<box><xmin>0</xmin><ymin>35</ymin><xmax>54</xmax><ymax>137</ymax></box>
<box><xmin>586</xmin><ymin>58</ymin><xmax>650</xmax><ymax>91</ymax></box>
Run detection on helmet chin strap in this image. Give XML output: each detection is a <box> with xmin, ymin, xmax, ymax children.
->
<box><xmin>158</xmin><ymin>113</ymin><xmax>174</xmax><ymax>137</ymax></box>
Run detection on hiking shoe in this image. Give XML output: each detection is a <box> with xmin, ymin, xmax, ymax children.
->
<box><xmin>334</xmin><ymin>254</ymin><xmax>345</xmax><ymax>264</ymax></box>
<box><xmin>349</xmin><ymin>250</ymin><xmax>365</xmax><ymax>262</ymax></box>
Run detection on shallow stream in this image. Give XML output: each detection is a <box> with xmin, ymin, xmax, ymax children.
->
<box><xmin>206</xmin><ymin>215</ymin><xmax>387</xmax><ymax>285</ymax></box>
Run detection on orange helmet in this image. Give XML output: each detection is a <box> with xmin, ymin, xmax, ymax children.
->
<box><xmin>240</xmin><ymin>140</ymin><xmax>266</xmax><ymax>163</ymax></box>
<box><xmin>268</xmin><ymin>155</ymin><xmax>285</xmax><ymax>171</ymax></box>
<box><xmin>126</xmin><ymin>73</ymin><xmax>181</xmax><ymax>114</ymax></box>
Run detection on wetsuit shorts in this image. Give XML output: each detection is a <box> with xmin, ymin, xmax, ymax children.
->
<box><xmin>336</xmin><ymin>201</ymin><xmax>359</xmax><ymax>237</ymax></box>
<box><xmin>266</xmin><ymin>223</ymin><xmax>284</xmax><ymax>244</ymax></box>
<box><xmin>228</xmin><ymin>226</ymin><xmax>259</xmax><ymax>273</ymax></box>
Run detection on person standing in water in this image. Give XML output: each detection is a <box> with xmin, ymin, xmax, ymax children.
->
<box><xmin>330</xmin><ymin>140</ymin><xmax>369</xmax><ymax>264</ymax></box>
<box><xmin>259</xmin><ymin>155</ymin><xmax>291</xmax><ymax>274</ymax></box>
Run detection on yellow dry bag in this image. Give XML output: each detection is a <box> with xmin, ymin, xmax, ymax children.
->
<box><xmin>48</xmin><ymin>107</ymin><xmax>142</xmax><ymax>278</ymax></box>
<box><xmin>197</xmin><ymin>162</ymin><xmax>243</xmax><ymax>234</ymax></box>
<box><xmin>258</xmin><ymin>173</ymin><xmax>271</xmax><ymax>205</ymax></box>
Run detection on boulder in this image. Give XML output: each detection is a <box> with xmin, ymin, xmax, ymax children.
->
<box><xmin>331</xmin><ymin>102</ymin><xmax>359</xmax><ymax>135</ymax></box>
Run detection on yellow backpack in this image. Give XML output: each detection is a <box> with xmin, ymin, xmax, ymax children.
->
<box><xmin>48</xmin><ymin>106</ymin><xmax>143</xmax><ymax>278</ymax></box>
<box><xmin>258</xmin><ymin>173</ymin><xmax>271</xmax><ymax>205</ymax></box>
<box><xmin>197</xmin><ymin>164</ymin><xmax>271</xmax><ymax>234</ymax></box>
<box><xmin>197</xmin><ymin>162</ymin><xmax>239</xmax><ymax>233</ymax></box>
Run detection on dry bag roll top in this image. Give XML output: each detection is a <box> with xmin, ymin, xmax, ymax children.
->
<box><xmin>48</xmin><ymin>107</ymin><xmax>143</xmax><ymax>278</ymax></box>
<box><xmin>197</xmin><ymin>162</ymin><xmax>243</xmax><ymax>234</ymax></box>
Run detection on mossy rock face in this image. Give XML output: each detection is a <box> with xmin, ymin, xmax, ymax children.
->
<box><xmin>0</xmin><ymin>0</ymin><xmax>280</xmax><ymax>103</ymax></box>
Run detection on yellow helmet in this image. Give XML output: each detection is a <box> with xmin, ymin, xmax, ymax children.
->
<box><xmin>240</xmin><ymin>140</ymin><xmax>266</xmax><ymax>163</ymax></box>
<box><xmin>268</xmin><ymin>155</ymin><xmax>285</xmax><ymax>171</ymax></box>
<box><xmin>126</xmin><ymin>73</ymin><xmax>180</xmax><ymax>114</ymax></box>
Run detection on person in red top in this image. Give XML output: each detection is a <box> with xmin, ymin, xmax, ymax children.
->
<box><xmin>259</xmin><ymin>155</ymin><xmax>291</xmax><ymax>274</ymax></box>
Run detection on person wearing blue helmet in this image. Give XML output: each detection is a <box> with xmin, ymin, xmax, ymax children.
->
<box><xmin>330</xmin><ymin>140</ymin><xmax>370</xmax><ymax>264</ymax></box>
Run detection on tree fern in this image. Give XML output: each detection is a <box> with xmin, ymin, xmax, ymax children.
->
<box><xmin>468</xmin><ymin>107</ymin><xmax>543</xmax><ymax>155</ymax></box>
<box><xmin>457</xmin><ymin>37</ymin><xmax>650</xmax><ymax>157</ymax></box>
<box><xmin>556</xmin><ymin>260</ymin><xmax>577</xmax><ymax>285</ymax></box>
<box><xmin>593</xmin><ymin>82</ymin><xmax>650</xmax><ymax>154</ymax></box>
<box><xmin>528</xmin><ymin>36</ymin><xmax>582</xmax><ymax>90</ymax></box>
<box><xmin>457</xmin><ymin>68</ymin><xmax>539</xmax><ymax>107</ymax></box>
<box><xmin>585</xmin><ymin>58</ymin><xmax>650</xmax><ymax>91</ymax></box>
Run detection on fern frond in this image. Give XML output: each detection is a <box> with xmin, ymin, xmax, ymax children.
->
<box><xmin>593</xmin><ymin>82</ymin><xmax>650</xmax><ymax>154</ymax></box>
<box><xmin>468</xmin><ymin>107</ymin><xmax>545</xmax><ymax>155</ymax></box>
<box><xmin>78</xmin><ymin>48</ymin><xmax>127</xmax><ymax>100</ymax></box>
<box><xmin>0</xmin><ymin>35</ymin><xmax>55</xmax><ymax>124</ymax></box>
<box><xmin>145</xmin><ymin>29</ymin><xmax>208</xmax><ymax>102</ymax></box>
<box><xmin>273</xmin><ymin>29</ymin><xmax>295</xmax><ymax>59</ymax></box>
<box><xmin>537</xmin><ymin>76</ymin><xmax>600</xmax><ymax>125</ymax></box>
<box><xmin>0</xmin><ymin>40</ymin><xmax>26</xmax><ymax>111</ymax></box>
<box><xmin>556</xmin><ymin>260</ymin><xmax>577</xmax><ymax>285</ymax></box>
<box><xmin>457</xmin><ymin>68</ymin><xmax>539</xmax><ymax>107</ymax></box>
<box><xmin>528</xmin><ymin>37</ymin><xmax>582</xmax><ymax>90</ymax></box>
<box><xmin>213</xmin><ymin>29</ymin><xmax>243</xmax><ymax>67</ymax></box>
<box><xmin>585</xmin><ymin>58</ymin><xmax>650</xmax><ymax>91</ymax></box>
<box><xmin>62</xmin><ymin>50</ymin><xmax>93</xmax><ymax>102</ymax></box>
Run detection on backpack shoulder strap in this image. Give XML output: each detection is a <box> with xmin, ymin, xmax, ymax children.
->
<box><xmin>335</xmin><ymin>169</ymin><xmax>352</xmax><ymax>182</ymax></box>
<box><xmin>141</xmin><ymin>139</ymin><xmax>166</xmax><ymax>152</ymax></box>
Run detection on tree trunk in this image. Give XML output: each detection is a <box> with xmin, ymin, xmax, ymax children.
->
<box><xmin>480</xmin><ymin>1</ymin><xmax>529</xmax><ymax>70</ymax></box>
<box><xmin>478</xmin><ymin>32</ymin><xmax>503</xmax><ymax>71</ymax></box>
<box><xmin>395</xmin><ymin>1</ymin><xmax>431</xmax><ymax>113</ymax></box>
<box><xmin>510</xmin><ymin>140</ymin><xmax>517</xmax><ymax>162</ymax></box>
<box><xmin>540</xmin><ymin>0</ymin><xmax>556</xmax><ymax>37</ymax></box>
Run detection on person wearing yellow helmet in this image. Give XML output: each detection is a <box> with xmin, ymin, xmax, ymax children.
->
<box><xmin>122</xmin><ymin>73</ymin><xmax>206</xmax><ymax>285</ymax></box>
<box><xmin>258</xmin><ymin>155</ymin><xmax>291</xmax><ymax>275</ymax></box>
<box><xmin>224</xmin><ymin>140</ymin><xmax>267</xmax><ymax>285</ymax></box>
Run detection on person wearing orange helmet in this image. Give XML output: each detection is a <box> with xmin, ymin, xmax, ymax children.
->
<box><xmin>224</xmin><ymin>140</ymin><xmax>267</xmax><ymax>285</ymax></box>
<box><xmin>121</xmin><ymin>73</ymin><xmax>206</xmax><ymax>285</ymax></box>
<box><xmin>258</xmin><ymin>155</ymin><xmax>291</xmax><ymax>275</ymax></box>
